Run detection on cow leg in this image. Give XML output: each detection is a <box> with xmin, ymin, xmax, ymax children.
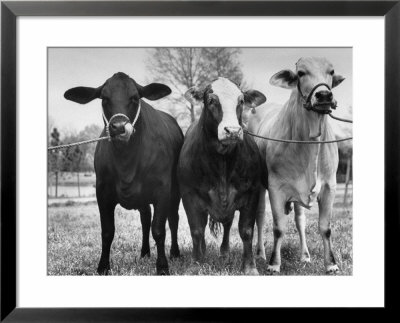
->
<box><xmin>139</xmin><ymin>205</ymin><xmax>151</xmax><ymax>258</ymax></box>
<box><xmin>97</xmin><ymin>187</ymin><xmax>117</xmax><ymax>275</ymax></box>
<box><xmin>220</xmin><ymin>219</ymin><xmax>233</xmax><ymax>258</ymax></box>
<box><xmin>256</xmin><ymin>187</ymin><xmax>267</xmax><ymax>260</ymax></box>
<box><xmin>267</xmin><ymin>191</ymin><xmax>287</xmax><ymax>274</ymax></box>
<box><xmin>168</xmin><ymin>190</ymin><xmax>180</xmax><ymax>259</ymax></box>
<box><xmin>182</xmin><ymin>194</ymin><xmax>207</xmax><ymax>262</ymax></box>
<box><xmin>239</xmin><ymin>196</ymin><xmax>259</xmax><ymax>275</ymax></box>
<box><xmin>294</xmin><ymin>203</ymin><xmax>311</xmax><ymax>263</ymax></box>
<box><xmin>318</xmin><ymin>184</ymin><xmax>339</xmax><ymax>274</ymax></box>
<box><xmin>152</xmin><ymin>198</ymin><xmax>170</xmax><ymax>275</ymax></box>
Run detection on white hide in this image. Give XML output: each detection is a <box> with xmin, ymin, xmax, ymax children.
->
<box><xmin>211</xmin><ymin>78</ymin><xmax>243</xmax><ymax>141</ymax></box>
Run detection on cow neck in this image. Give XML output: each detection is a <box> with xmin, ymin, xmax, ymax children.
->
<box><xmin>281</xmin><ymin>90</ymin><xmax>328</xmax><ymax>192</ymax></box>
<box><xmin>288</xmin><ymin>89</ymin><xmax>328</xmax><ymax>142</ymax></box>
<box><xmin>196</xmin><ymin>117</ymin><xmax>242</xmax><ymax>188</ymax></box>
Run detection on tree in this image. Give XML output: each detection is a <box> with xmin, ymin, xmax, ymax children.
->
<box><xmin>146</xmin><ymin>48</ymin><xmax>244</xmax><ymax>129</ymax></box>
<box><xmin>202</xmin><ymin>48</ymin><xmax>243</xmax><ymax>85</ymax></box>
<box><xmin>49</xmin><ymin>128</ymin><xmax>62</xmax><ymax>197</ymax></box>
<box><xmin>60</xmin><ymin>124</ymin><xmax>102</xmax><ymax>172</ymax></box>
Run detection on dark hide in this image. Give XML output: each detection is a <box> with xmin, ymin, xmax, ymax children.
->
<box><xmin>65</xmin><ymin>73</ymin><xmax>183</xmax><ymax>275</ymax></box>
<box><xmin>177</xmin><ymin>84</ymin><xmax>267</xmax><ymax>274</ymax></box>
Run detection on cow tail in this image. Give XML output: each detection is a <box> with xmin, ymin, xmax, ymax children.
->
<box><xmin>209</xmin><ymin>216</ymin><xmax>222</xmax><ymax>239</ymax></box>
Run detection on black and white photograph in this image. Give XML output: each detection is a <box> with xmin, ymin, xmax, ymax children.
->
<box><xmin>47</xmin><ymin>47</ymin><xmax>353</xmax><ymax>276</ymax></box>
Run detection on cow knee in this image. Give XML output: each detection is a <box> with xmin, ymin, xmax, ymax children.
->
<box><xmin>152</xmin><ymin>227</ymin><xmax>165</xmax><ymax>242</ymax></box>
<box><xmin>319</xmin><ymin>224</ymin><xmax>332</xmax><ymax>239</ymax></box>
<box><xmin>239</xmin><ymin>227</ymin><xmax>253</xmax><ymax>242</ymax></box>
<box><xmin>273</xmin><ymin>228</ymin><xmax>284</xmax><ymax>239</ymax></box>
<box><xmin>191</xmin><ymin>229</ymin><xmax>204</xmax><ymax>241</ymax></box>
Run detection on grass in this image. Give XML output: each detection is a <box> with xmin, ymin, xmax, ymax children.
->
<box><xmin>48</xmin><ymin>186</ymin><xmax>352</xmax><ymax>276</ymax></box>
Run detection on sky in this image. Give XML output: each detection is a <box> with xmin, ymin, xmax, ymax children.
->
<box><xmin>48</xmin><ymin>47</ymin><xmax>352</xmax><ymax>133</ymax></box>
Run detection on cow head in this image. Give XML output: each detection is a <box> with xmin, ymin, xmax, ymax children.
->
<box><xmin>185</xmin><ymin>77</ymin><xmax>266</xmax><ymax>147</ymax></box>
<box><xmin>64</xmin><ymin>72</ymin><xmax>171</xmax><ymax>142</ymax></box>
<box><xmin>269</xmin><ymin>57</ymin><xmax>345</xmax><ymax>138</ymax></box>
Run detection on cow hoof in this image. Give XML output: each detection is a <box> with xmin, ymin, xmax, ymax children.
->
<box><xmin>266</xmin><ymin>265</ymin><xmax>280</xmax><ymax>274</ymax></box>
<box><xmin>157</xmin><ymin>268</ymin><xmax>170</xmax><ymax>275</ymax></box>
<box><xmin>170</xmin><ymin>247</ymin><xmax>181</xmax><ymax>259</ymax></box>
<box><xmin>184</xmin><ymin>262</ymin><xmax>202</xmax><ymax>275</ymax></box>
<box><xmin>300</xmin><ymin>254</ymin><xmax>311</xmax><ymax>263</ymax></box>
<box><xmin>97</xmin><ymin>265</ymin><xmax>110</xmax><ymax>276</ymax></box>
<box><xmin>244</xmin><ymin>267</ymin><xmax>259</xmax><ymax>276</ymax></box>
<box><xmin>219</xmin><ymin>247</ymin><xmax>230</xmax><ymax>258</ymax></box>
<box><xmin>256</xmin><ymin>248</ymin><xmax>266</xmax><ymax>260</ymax></box>
<box><xmin>326</xmin><ymin>264</ymin><xmax>340</xmax><ymax>275</ymax></box>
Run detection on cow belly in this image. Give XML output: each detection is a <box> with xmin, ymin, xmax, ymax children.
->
<box><xmin>290</xmin><ymin>178</ymin><xmax>321</xmax><ymax>209</ymax></box>
<box><xmin>116</xmin><ymin>182</ymin><xmax>146</xmax><ymax>210</ymax></box>
<box><xmin>271</xmin><ymin>175</ymin><xmax>322</xmax><ymax>209</ymax></box>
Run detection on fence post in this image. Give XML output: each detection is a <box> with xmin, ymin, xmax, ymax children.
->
<box><xmin>55</xmin><ymin>171</ymin><xmax>58</xmax><ymax>198</ymax></box>
<box><xmin>77</xmin><ymin>171</ymin><xmax>80</xmax><ymax>197</ymax></box>
<box><xmin>343</xmin><ymin>156</ymin><xmax>352</xmax><ymax>205</ymax></box>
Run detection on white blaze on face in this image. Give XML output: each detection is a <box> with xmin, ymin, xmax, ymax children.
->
<box><xmin>211</xmin><ymin>78</ymin><xmax>243</xmax><ymax>141</ymax></box>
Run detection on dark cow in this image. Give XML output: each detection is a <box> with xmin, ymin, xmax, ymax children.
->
<box><xmin>64</xmin><ymin>72</ymin><xmax>183</xmax><ymax>275</ymax></box>
<box><xmin>178</xmin><ymin>77</ymin><xmax>267</xmax><ymax>275</ymax></box>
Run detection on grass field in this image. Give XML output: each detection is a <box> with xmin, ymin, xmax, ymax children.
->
<box><xmin>48</xmin><ymin>185</ymin><xmax>352</xmax><ymax>276</ymax></box>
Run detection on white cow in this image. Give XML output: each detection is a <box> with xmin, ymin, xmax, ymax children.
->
<box><xmin>252</xmin><ymin>57</ymin><xmax>345</xmax><ymax>274</ymax></box>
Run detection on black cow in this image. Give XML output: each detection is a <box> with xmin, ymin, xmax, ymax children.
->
<box><xmin>177</xmin><ymin>77</ymin><xmax>267</xmax><ymax>275</ymax></box>
<box><xmin>64</xmin><ymin>72</ymin><xmax>183</xmax><ymax>275</ymax></box>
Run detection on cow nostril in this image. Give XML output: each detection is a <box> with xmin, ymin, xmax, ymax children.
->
<box><xmin>316</xmin><ymin>90</ymin><xmax>332</xmax><ymax>101</ymax></box>
<box><xmin>224</xmin><ymin>127</ymin><xmax>242</xmax><ymax>138</ymax></box>
<box><xmin>110</xmin><ymin>122</ymin><xmax>126</xmax><ymax>134</ymax></box>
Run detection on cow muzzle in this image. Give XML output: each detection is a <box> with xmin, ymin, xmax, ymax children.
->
<box><xmin>220</xmin><ymin>126</ymin><xmax>243</xmax><ymax>144</ymax></box>
<box><xmin>105</xmin><ymin>113</ymin><xmax>134</xmax><ymax>142</ymax></box>
<box><xmin>299</xmin><ymin>83</ymin><xmax>337</xmax><ymax>114</ymax></box>
<box><xmin>111</xmin><ymin>122</ymin><xmax>134</xmax><ymax>142</ymax></box>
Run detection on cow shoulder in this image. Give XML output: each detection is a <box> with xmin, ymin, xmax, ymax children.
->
<box><xmin>239</xmin><ymin>135</ymin><xmax>267</xmax><ymax>188</ymax></box>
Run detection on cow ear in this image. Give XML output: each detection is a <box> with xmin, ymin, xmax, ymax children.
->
<box><xmin>64</xmin><ymin>86</ymin><xmax>102</xmax><ymax>104</ymax></box>
<box><xmin>184</xmin><ymin>87</ymin><xmax>203</xmax><ymax>105</ymax></box>
<box><xmin>138</xmin><ymin>83</ymin><xmax>171</xmax><ymax>100</ymax></box>
<box><xmin>269</xmin><ymin>70</ymin><xmax>298</xmax><ymax>89</ymax></box>
<box><xmin>244</xmin><ymin>90</ymin><xmax>267</xmax><ymax>108</ymax></box>
<box><xmin>332</xmin><ymin>74</ymin><xmax>345</xmax><ymax>88</ymax></box>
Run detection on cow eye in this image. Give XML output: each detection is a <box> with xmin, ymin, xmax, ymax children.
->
<box><xmin>330</xmin><ymin>70</ymin><xmax>335</xmax><ymax>75</ymax></box>
<box><xmin>297</xmin><ymin>71</ymin><xmax>305</xmax><ymax>77</ymax></box>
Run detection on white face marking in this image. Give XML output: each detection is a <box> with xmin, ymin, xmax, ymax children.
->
<box><xmin>211</xmin><ymin>77</ymin><xmax>243</xmax><ymax>141</ymax></box>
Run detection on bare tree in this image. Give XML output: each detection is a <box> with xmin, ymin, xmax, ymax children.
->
<box><xmin>49</xmin><ymin>128</ymin><xmax>62</xmax><ymax>197</ymax></box>
<box><xmin>202</xmin><ymin>48</ymin><xmax>243</xmax><ymax>85</ymax></box>
<box><xmin>146</xmin><ymin>48</ymin><xmax>244</xmax><ymax>127</ymax></box>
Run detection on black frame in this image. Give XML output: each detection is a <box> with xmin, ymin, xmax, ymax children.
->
<box><xmin>1</xmin><ymin>1</ymin><xmax>399</xmax><ymax>321</ymax></box>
